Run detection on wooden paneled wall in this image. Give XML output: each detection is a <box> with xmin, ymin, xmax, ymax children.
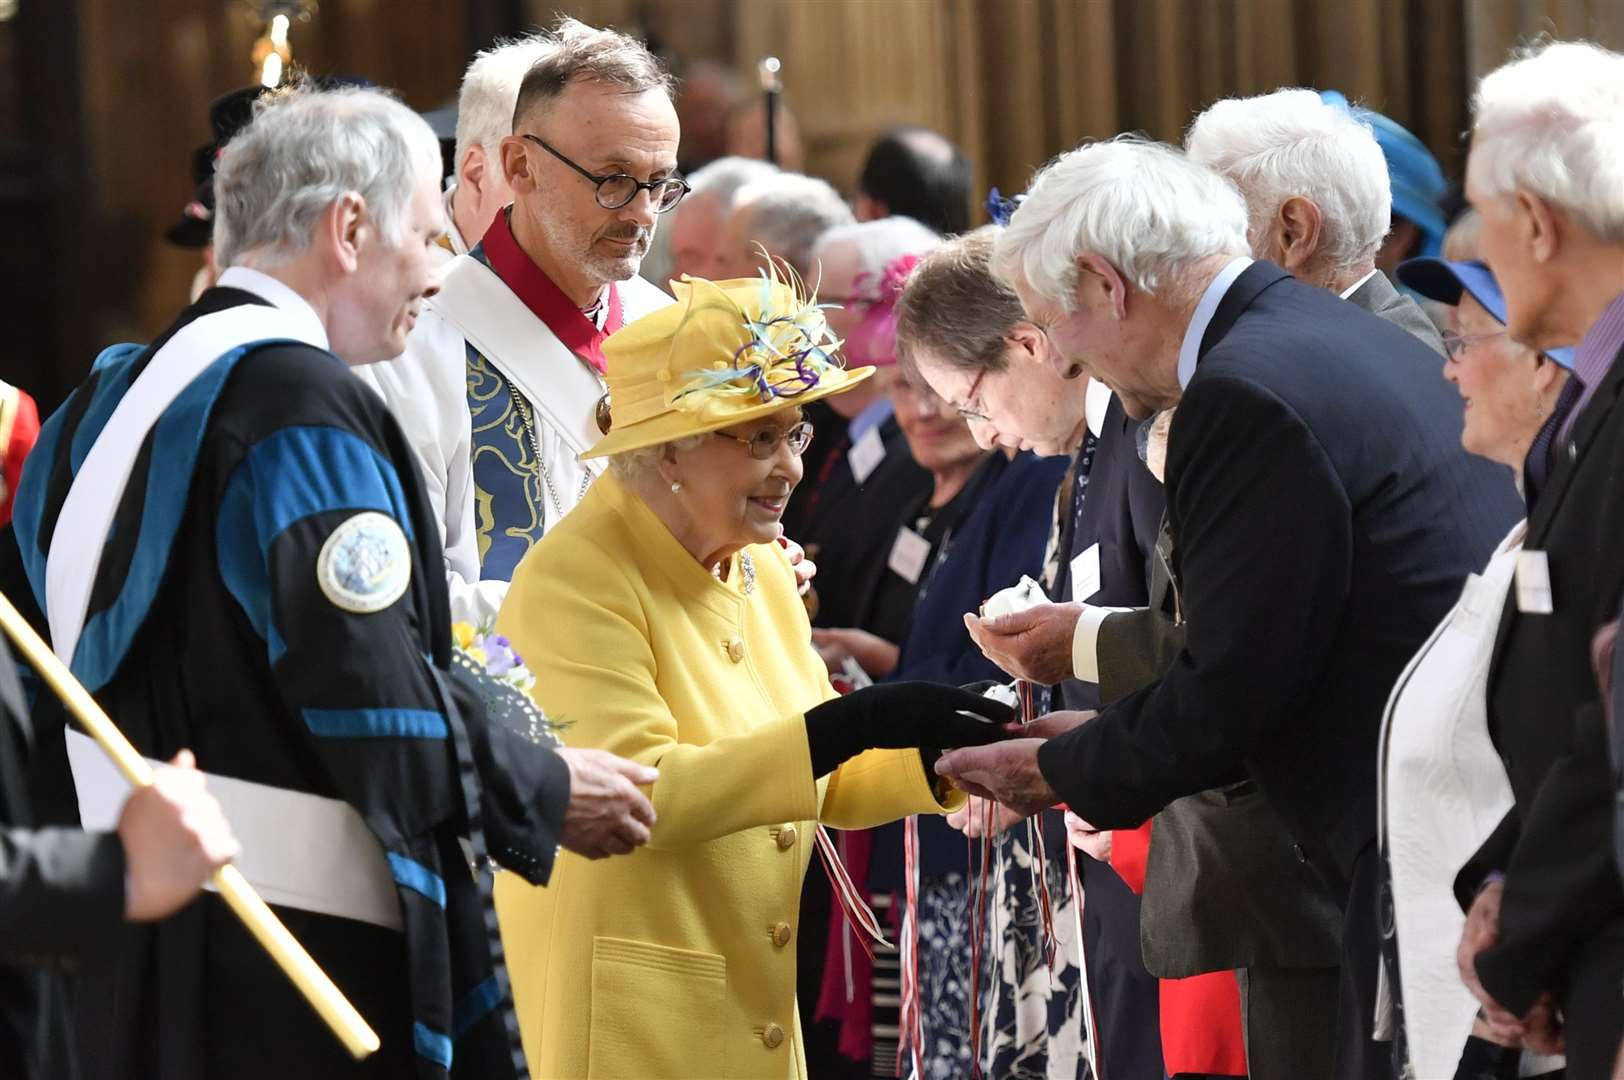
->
<box><xmin>77</xmin><ymin>0</ymin><xmax>470</xmax><ymax>347</ymax></box>
<box><xmin>539</xmin><ymin>0</ymin><xmax>1624</xmax><ymax>213</ymax></box>
<box><xmin>12</xmin><ymin>0</ymin><xmax>1624</xmax><ymax>409</ymax></box>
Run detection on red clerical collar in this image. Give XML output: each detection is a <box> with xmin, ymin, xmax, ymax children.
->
<box><xmin>479</xmin><ymin>209</ymin><xmax>623</xmax><ymax>373</ymax></box>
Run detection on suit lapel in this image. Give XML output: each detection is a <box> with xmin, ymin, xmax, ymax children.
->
<box><xmin>1524</xmin><ymin>342</ymin><xmax>1624</xmax><ymax>546</ymax></box>
<box><xmin>1487</xmin><ymin>342</ymin><xmax>1624</xmax><ymax>687</ymax></box>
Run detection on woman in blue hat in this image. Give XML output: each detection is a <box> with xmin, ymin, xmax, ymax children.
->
<box><xmin>1377</xmin><ymin>256</ymin><xmax>1572</xmax><ymax>1080</ymax></box>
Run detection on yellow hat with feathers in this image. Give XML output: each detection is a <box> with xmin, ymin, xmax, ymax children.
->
<box><xmin>583</xmin><ymin>261</ymin><xmax>874</xmax><ymax>460</ymax></box>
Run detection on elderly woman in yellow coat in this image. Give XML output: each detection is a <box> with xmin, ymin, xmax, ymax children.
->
<box><xmin>493</xmin><ymin>269</ymin><xmax>1012</xmax><ymax>1079</ymax></box>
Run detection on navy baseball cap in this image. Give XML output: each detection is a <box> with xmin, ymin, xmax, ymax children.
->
<box><xmin>1396</xmin><ymin>257</ymin><xmax>1576</xmax><ymax>369</ymax></box>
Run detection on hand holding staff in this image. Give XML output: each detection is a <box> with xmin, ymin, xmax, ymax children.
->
<box><xmin>0</xmin><ymin>589</ymin><xmax>380</xmax><ymax>1060</ymax></box>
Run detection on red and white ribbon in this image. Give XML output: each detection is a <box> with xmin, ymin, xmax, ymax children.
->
<box><xmin>896</xmin><ymin>815</ymin><xmax>925</xmax><ymax>1079</ymax></box>
<box><xmin>816</xmin><ymin>824</ymin><xmax>892</xmax><ymax>957</ymax></box>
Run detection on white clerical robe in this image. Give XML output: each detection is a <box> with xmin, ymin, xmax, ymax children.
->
<box><xmin>357</xmin><ymin>253</ymin><xmax>672</xmax><ymax>625</ymax></box>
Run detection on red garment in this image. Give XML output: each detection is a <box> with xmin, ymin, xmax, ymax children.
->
<box><xmin>0</xmin><ymin>383</ymin><xmax>40</xmax><ymax>526</ymax></box>
<box><xmin>478</xmin><ymin>210</ymin><xmax>624</xmax><ymax>372</ymax></box>
<box><xmin>1110</xmin><ymin>823</ymin><xmax>1249</xmax><ymax>1077</ymax></box>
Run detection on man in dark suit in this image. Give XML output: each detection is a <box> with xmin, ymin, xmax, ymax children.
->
<box><xmin>935</xmin><ymin>138</ymin><xmax>1518</xmax><ymax>1080</ymax></box>
<box><xmin>1</xmin><ymin>631</ymin><xmax>237</xmax><ymax>1079</ymax></box>
<box><xmin>971</xmin><ymin>90</ymin><xmax>1466</xmax><ymax>1080</ymax></box>
<box><xmin>1448</xmin><ymin>40</ymin><xmax>1624</xmax><ymax>1075</ymax></box>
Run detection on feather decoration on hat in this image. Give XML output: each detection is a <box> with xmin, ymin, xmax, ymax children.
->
<box><xmin>669</xmin><ymin>256</ymin><xmax>847</xmax><ymax>415</ymax></box>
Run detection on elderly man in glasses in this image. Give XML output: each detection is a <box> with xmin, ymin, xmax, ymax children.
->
<box><xmin>362</xmin><ymin>16</ymin><xmax>684</xmax><ymax>625</ymax></box>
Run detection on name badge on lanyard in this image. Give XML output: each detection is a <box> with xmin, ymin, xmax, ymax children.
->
<box><xmin>1514</xmin><ymin>549</ymin><xmax>1554</xmax><ymax>614</ymax></box>
<box><xmin>888</xmin><ymin>526</ymin><xmax>932</xmax><ymax>585</ymax></box>
<box><xmin>849</xmin><ymin>426</ymin><xmax>886</xmax><ymax>485</ymax></box>
<box><xmin>1069</xmin><ymin>542</ymin><xmax>1102</xmax><ymax>602</ymax></box>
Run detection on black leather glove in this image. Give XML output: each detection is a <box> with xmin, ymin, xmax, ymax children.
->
<box><xmin>804</xmin><ymin>681</ymin><xmax>1016</xmax><ymax>778</ymax></box>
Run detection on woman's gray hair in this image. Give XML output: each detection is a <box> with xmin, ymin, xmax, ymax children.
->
<box><xmin>687</xmin><ymin>155</ymin><xmax>781</xmax><ymax>206</ymax></box>
<box><xmin>896</xmin><ymin>227</ymin><xmax>1026</xmax><ymax>376</ymax></box>
<box><xmin>512</xmin><ymin>17</ymin><xmax>673</xmax><ymax>128</ymax></box>
<box><xmin>810</xmin><ymin>216</ymin><xmax>941</xmax><ymax>289</ymax></box>
<box><xmin>455</xmin><ymin>35</ymin><xmax>557</xmax><ymax>173</ymax></box>
<box><xmin>213</xmin><ymin>85</ymin><xmax>442</xmax><ymax>269</ymax></box>
<box><xmin>1469</xmin><ymin>40</ymin><xmax>1624</xmax><ymax>243</ymax></box>
<box><xmin>993</xmin><ymin>136</ymin><xmax>1250</xmax><ymax>310</ymax></box>
<box><xmin>606</xmin><ymin>434</ymin><xmax>708</xmax><ymax>484</ymax></box>
<box><xmin>733</xmin><ymin>174</ymin><xmax>856</xmax><ymax>280</ymax></box>
<box><xmin>1185</xmin><ymin>88</ymin><xmax>1391</xmax><ymax>273</ymax></box>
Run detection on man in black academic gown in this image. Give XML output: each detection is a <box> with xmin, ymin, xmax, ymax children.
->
<box><xmin>13</xmin><ymin>84</ymin><xmax>658</xmax><ymax>1080</ymax></box>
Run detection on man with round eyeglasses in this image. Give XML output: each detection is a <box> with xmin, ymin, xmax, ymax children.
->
<box><xmin>362</xmin><ymin>17</ymin><xmax>683</xmax><ymax>625</ymax></box>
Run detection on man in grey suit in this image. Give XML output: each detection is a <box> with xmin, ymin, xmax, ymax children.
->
<box><xmin>969</xmin><ymin>89</ymin><xmax>1458</xmax><ymax>1080</ymax></box>
<box><xmin>1</xmin><ymin>634</ymin><xmax>237</xmax><ymax>1079</ymax></box>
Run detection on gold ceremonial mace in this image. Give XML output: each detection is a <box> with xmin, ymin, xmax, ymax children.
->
<box><xmin>0</xmin><ymin>590</ymin><xmax>380</xmax><ymax>1060</ymax></box>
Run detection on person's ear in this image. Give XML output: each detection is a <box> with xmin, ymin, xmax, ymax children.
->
<box><xmin>656</xmin><ymin>442</ymin><xmax>686</xmax><ymax>493</ymax></box>
<box><xmin>501</xmin><ymin>134</ymin><xmax>538</xmax><ymax>196</ymax></box>
<box><xmin>1518</xmin><ymin>190</ymin><xmax>1561</xmax><ymax>265</ymax></box>
<box><xmin>1276</xmin><ymin>196</ymin><xmax>1324</xmax><ymax>274</ymax></box>
<box><xmin>1075</xmin><ymin>253</ymin><xmax>1128</xmax><ymax>320</ymax></box>
<box><xmin>320</xmin><ymin>192</ymin><xmax>367</xmax><ymax>275</ymax></box>
<box><xmin>1007</xmin><ymin>323</ymin><xmax>1047</xmax><ymax>363</ymax></box>
<box><xmin>461</xmin><ymin>143</ymin><xmax>489</xmax><ymax>196</ymax></box>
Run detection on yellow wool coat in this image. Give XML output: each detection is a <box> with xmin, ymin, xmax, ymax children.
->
<box><xmin>493</xmin><ymin>474</ymin><xmax>962</xmax><ymax>1079</ymax></box>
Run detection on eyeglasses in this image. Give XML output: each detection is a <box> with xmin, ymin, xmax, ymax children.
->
<box><xmin>521</xmin><ymin>134</ymin><xmax>690</xmax><ymax>213</ymax></box>
<box><xmin>713</xmin><ymin>420</ymin><xmax>815</xmax><ymax>460</ymax></box>
<box><xmin>956</xmin><ymin>369</ymin><xmax>992</xmax><ymax>422</ymax></box>
<box><xmin>1442</xmin><ymin>330</ymin><xmax>1508</xmax><ymax>361</ymax></box>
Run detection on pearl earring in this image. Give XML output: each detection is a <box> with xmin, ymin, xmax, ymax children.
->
<box><xmin>671</xmin><ymin>481</ymin><xmax>682</xmax><ymax>493</ymax></box>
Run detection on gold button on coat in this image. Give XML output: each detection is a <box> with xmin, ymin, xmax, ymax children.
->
<box><xmin>727</xmin><ymin>637</ymin><xmax>746</xmax><ymax>662</ymax></box>
<box><xmin>772</xmin><ymin>921</ymin><xmax>792</xmax><ymax>947</ymax></box>
<box><xmin>762</xmin><ymin>1022</ymin><xmax>785</xmax><ymax>1049</ymax></box>
<box><xmin>776</xmin><ymin>824</ymin><xmax>798</xmax><ymax>850</ymax></box>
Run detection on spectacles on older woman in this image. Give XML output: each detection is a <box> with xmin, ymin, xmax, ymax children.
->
<box><xmin>713</xmin><ymin>420</ymin><xmax>815</xmax><ymax>460</ymax></box>
<box><xmin>1442</xmin><ymin>329</ymin><xmax>1508</xmax><ymax>361</ymax></box>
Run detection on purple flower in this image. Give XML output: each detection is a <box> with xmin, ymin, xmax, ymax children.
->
<box><xmin>480</xmin><ymin>635</ymin><xmax>520</xmax><ymax>676</ymax></box>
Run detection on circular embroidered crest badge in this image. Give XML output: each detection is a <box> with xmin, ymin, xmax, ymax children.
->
<box><xmin>316</xmin><ymin>511</ymin><xmax>412</xmax><ymax>614</ymax></box>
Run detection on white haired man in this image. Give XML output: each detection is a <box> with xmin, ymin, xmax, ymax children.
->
<box><xmin>961</xmin><ymin>92</ymin><xmax>1485</xmax><ymax>1079</ymax></box>
<box><xmin>931</xmin><ymin>137</ymin><xmax>1518</xmax><ymax>1080</ymax></box>
<box><xmin>1188</xmin><ymin>88</ymin><xmax>1442</xmax><ymax>348</ymax></box>
<box><xmin>352</xmin><ymin>34</ymin><xmax>552</xmax><ymax>613</ymax></box>
<box><xmin>364</xmin><ymin>18</ymin><xmax>682</xmax><ymax>624</ymax></box>
<box><xmin>12</xmin><ymin>85</ymin><xmax>659</xmax><ymax>1078</ymax></box>
<box><xmin>1452</xmin><ymin>40</ymin><xmax>1624</xmax><ymax>1074</ymax></box>
<box><xmin>441</xmin><ymin>35</ymin><xmax>556</xmax><ymax>254</ymax></box>
<box><xmin>1100</xmin><ymin>89</ymin><xmax>1458</xmax><ymax>1079</ymax></box>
